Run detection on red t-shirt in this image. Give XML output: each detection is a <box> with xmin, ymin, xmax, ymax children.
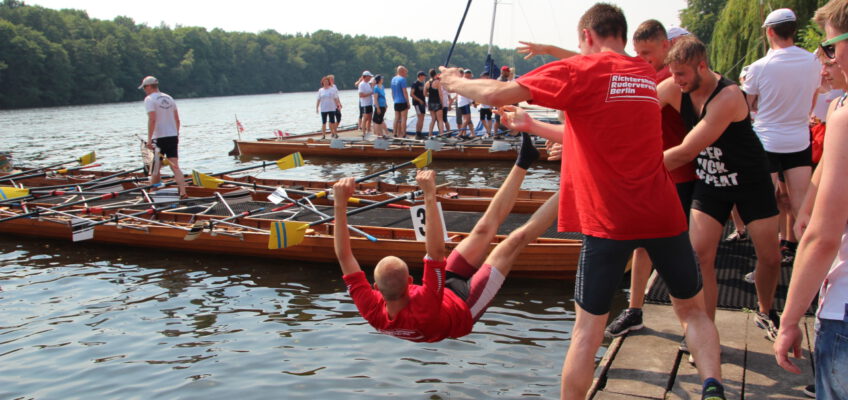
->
<box><xmin>656</xmin><ymin>67</ymin><xmax>698</xmax><ymax>184</ymax></box>
<box><xmin>343</xmin><ymin>257</ymin><xmax>473</xmax><ymax>342</ymax></box>
<box><xmin>517</xmin><ymin>52</ymin><xmax>686</xmax><ymax>240</ymax></box>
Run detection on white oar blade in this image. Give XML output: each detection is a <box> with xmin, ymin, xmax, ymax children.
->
<box><xmin>71</xmin><ymin>217</ymin><xmax>94</xmax><ymax>242</ymax></box>
<box><xmin>267</xmin><ymin>187</ymin><xmax>288</xmax><ymax>205</ymax></box>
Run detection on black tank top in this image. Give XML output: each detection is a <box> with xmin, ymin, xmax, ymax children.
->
<box><xmin>680</xmin><ymin>76</ymin><xmax>771</xmax><ymax>190</ymax></box>
<box><xmin>427</xmin><ymin>80</ymin><xmax>441</xmax><ymax>105</ymax></box>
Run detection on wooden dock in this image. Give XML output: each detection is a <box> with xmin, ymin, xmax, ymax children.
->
<box><xmin>590</xmin><ymin>303</ymin><xmax>816</xmax><ymax>399</ymax></box>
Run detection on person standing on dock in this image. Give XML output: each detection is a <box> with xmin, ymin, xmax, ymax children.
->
<box><xmin>334</xmin><ymin>134</ymin><xmax>558</xmax><ymax>343</ymax></box>
<box><xmin>455</xmin><ymin>69</ymin><xmax>475</xmax><ymax>139</ymax></box>
<box><xmin>371</xmin><ymin>75</ymin><xmax>389</xmax><ymax>139</ymax></box>
<box><xmin>358</xmin><ymin>71</ymin><xmax>374</xmax><ymax>137</ymax></box>
<box><xmin>317</xmin><ymin>76</ymin><xmax>342</xmax><ymax>139</ymax></box>
<box><xmin>440</xmin><ymin>4</ymin><xmax>725</xmax><ymax>399</ymax></box>
<box><xmin>411</xmin><ymin>71</ymin><xmax>428</xmax><ymax>139</ymax></box>
<box><xmin>425</xmin><ymin>69</ymin><xmax>445</xmax><ymax>137</ymax></box>
<box><xmin>391</xmin><ymin>66</ymin><xmax>410</xmax><ymax>138</ymax></box>
<box><xmin>140</xmin><ymin>75</ymin><xmax>187</xmax><ymax>199</ymax></box>
<box><xmin>775</xmin><ymin>3</ymin><xmax>848</xmax><ymax>398</ymax></box>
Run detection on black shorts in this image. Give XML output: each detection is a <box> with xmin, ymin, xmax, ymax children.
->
<box><xmin>442</xmin><ymin>107</ymin><xmax>449</xmax><ymax>122</ymax></box>
<box><xmin>428</xmin><ymin>102</ymin><xmax>442</xmax><ymax>112</ymax></box>
<box><xmin>154</xmin><ymin>136</ymin><xmax>179</xmax><ymax>159</ymax></box>
<box><xmin>575</xmin><ymin>232</ymin><xmax>702</xmax><ymax>315</ymax></box>
<box><xmin>458</xmin><ymin>104</ymin><xmax>471</xmax><ymax>115</ymax></box>
<box><xmin>765</xmin><ymin>145</ymin><xmax>812</xmax><ymax>173</ymax></box>
<box><xmin>320</xmin><ymin>111</ymin><xmax>337</xmax><ymax>124</ymax></box>
<box><xmin>414</xmin><ymin>103</ymin><xmax>426</xmax><ymax>114</ymax></box>
<box><xmin>394</xmin><ymin>103</ymin><xmax>408</xmax><ymax>112</ymax></box>
<box><xmin>372</xmin><ymin>106</ymin><xmax>386</xmax><ymax>124</ymax></box>
<box><xmin>479</xmin><ymin>108</ymin><xmax>493</xmax><ymax>120</ymax></box>
<box><xmin>360</xmin><ymin>105</ymin><xmax>373</xmax><ymax>115</ymax></box>
<box><xmin>335</xmin><ymin>110</ymin><xmax>342</xmax><ymax>121</ymax></box>
<box><xmin>676</xmin><ymin>180</ymin><xmax>695</xmax><ymax>219</ymax></box>
<box><xmin>691</xmin><ymin>181</ymin><xmax>778</xmax><ymax>225</ymax></box>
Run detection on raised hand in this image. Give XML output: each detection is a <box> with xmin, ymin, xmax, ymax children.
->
<box><xmin>333</xmin><ymin>177</ymin><xmax>356</xmax><ymax>206</ymax></box>
<box><xmin>497</xmin><ymin>105</ymin><xmax>534</xmax><ymax>132</ymax></box>
<box><xmin>415</xmin><ymin>169</ymin><xmax>437</xmax><ymax>195</ymax></box>
<box><xmin>517</xmin><ymin>41</ymin><xmax>549</xmax><ymax>60</ymax></box>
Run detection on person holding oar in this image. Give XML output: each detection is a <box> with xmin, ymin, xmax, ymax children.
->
<box><xmin>333</xmin><ymin>133</ymin><xmax>557</xmax><ymax>342</ymax></box>
<box><xmin>140</xmin><ymin>76</ymin><xmax>187</xmax><ymax>199</ymax></box>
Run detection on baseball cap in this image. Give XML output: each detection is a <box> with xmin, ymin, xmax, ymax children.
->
<box><xmin>138</xmin><ymin>75</ymin><xmax>158</xmax><ymax>89</ymax></box>
<box><xmin>463</xmin><ymin>69</ymin><xmax>472</xmax><ymax>74</ymax></box>
<box><xmin>362</xmin><ymin>71</ymin><xmax>373</xmax><ymax>77</ymax></box>
<box><xmin>667</xmin><ymin>26</ymin><xmax>690</xmax><ymax>40</ymax></box>
<box><xmin>417</xmin><ymin>71</ymin><xmax>426</xmax><ymax>77</ymax></box>
<box><xmin>762</xmin><ymin>8</ymin><xmax>796</xmax><ymax>27</ymax></box>
<box><xmin>501</xmin><ymin>65</ymin><xmax>510</xmax><ymax>71</ymax></box>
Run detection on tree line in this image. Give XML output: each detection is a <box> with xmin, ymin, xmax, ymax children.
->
<box><xmin>0</xmin><ymin>0</ymin><xmax>545</xmax><ymax>109</ymax></box>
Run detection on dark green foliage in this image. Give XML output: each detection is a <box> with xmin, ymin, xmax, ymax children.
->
<box><xmin>0</xmin><ymin>3</ymin><xmax>544</xmax><ymax>109</ymax></box>
<box><xmin>679</xmin><ymin>0</ymin><xmax>728</xmax><ymax>47</ymax></box>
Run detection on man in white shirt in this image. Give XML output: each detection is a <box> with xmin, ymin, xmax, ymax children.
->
<box><xmin>140</xmin><ymin>76</ymin><xmax>187</xmax><ymax>198</ymax></box>
<box><xmin>358</xmin><ymin>71</ymin><xmax>374</xmax><ymax>136</ymax></box>
<box><xmin>741</xmin><ymin>8</ymin><xmax>821</xmax><ymax>269</ymax></box>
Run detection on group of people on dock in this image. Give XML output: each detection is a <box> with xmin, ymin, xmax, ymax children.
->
<box><xmin>327</xmin><ymin>1</ymin><xmax>848</xmax><ymax>399</ymax></box>
<box><xmin>318</xmin><ymin>64</ymin><xmax>518</xmax><ymax>140</ymax></box>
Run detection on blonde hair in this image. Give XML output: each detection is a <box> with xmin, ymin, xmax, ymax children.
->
<box><xmin>815</xmin><ymin>0</ymin><xmax>848</xmax><ymax>32</ymax></box>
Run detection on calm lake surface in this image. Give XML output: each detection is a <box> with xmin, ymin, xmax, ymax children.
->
<box><xmin>0</xmin><ymin>92</ymin><xmax>623</xmax><ymax>399</ymax></box>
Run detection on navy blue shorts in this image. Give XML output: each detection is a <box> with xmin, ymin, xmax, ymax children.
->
<box><xmin>458</xmin><ymin>104</ymin><xmax>471</xmax><ymax>115</ymax></box>
<box><xmin>575</xmin><ymin>232</ymin><xmax>702</xmax><ymax>315</ymax></box>
<box><xmin>360</xmin><ymin>105</ymin><xmax>373</xmax><ymax>115</ymax></box>
<box><xmin>394</xmin><ymin>103</ymin><xmax>408</xmax><ymax>112</ymax></box>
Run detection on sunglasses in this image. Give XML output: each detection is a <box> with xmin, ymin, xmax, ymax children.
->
<box><xmin>820</xmin><ymin>32</ymin><xmax>848</xmax><ymax>59</ymax></box>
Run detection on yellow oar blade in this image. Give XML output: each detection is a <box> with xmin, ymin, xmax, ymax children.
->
<box><xmin>78</xmin><ymin>151</ymin><xmax>96</xmax><ymax>166</ymax></box>
<box><xmin>276</xmin><ymin>152</ymin><xmax>305</xmax><ymax>170</ymax></box>
<box><xmin>0</xmin><ymin>186</ymin><xmax>30</xmax><ymax>200</ymax></box>
<box><xmin>411</xmin><ymin>150</ymin><xmax>432</xmax><ymax>168</ymax></box>
<box><xmin>268</xmin><ymin>221</ymin><xmax>308</xmax><ymax>249</ymax></box>
<box><xmin>191</xmin><ymin>170</ymin><xmax>223</xmax><ymax>189</ymax></box>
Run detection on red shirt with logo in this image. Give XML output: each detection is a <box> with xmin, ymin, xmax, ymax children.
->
<box><xmin>656</xmin><ymin>66</ymin><xmax>698</xmax><ymax>184</ymax></box>
<box><xmin>517</xmin><ymin>52</ymin><xmax>686</xmax><ymax>239</ymax></box>
<box><xmin>343</xmin><ymin>257</ymin><xmax>472</xmax><ymax>342</ymax></box>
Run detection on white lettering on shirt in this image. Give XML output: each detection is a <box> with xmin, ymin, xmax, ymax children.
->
<box><xmin>696</xmin><ymin>146</ymin><xmax>739</xmax><ymax>188</ymax></box>
<box><xmin>606</xmin><ymin>74</ymin><xmax>659</xmax><ymax>104</ymax></box>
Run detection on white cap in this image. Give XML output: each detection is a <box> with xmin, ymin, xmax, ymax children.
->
<box><xmin>762</xmin><ymin>8</ymin><xmax>796</xmax><ymax>27</ymax></box>
<box><xmin>138</xmin><ymin>75</ymin><xmax>158</xmax><ymax>89</ymax></box>
<box><xmin>667</xmin><ymin>26</ymin><xmax>690</xmax><ymax>40</ymax></box>
<box><xmin>739</xmin><ymin>65</ymin><xmax>750</xmax><ymax>80</ymax></box>
<box><xmin>362</xmin><ymin>71</ymin><xmax>373</xmax><ymax>77</ymax></box>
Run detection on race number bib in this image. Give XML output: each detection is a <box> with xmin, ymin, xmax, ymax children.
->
<box><xmin>410</xmin><ymin>202</ymin><xmax>449</xmax><ymax>242</ymax></box>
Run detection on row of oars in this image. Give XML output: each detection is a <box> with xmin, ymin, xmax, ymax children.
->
<box><xmin>0</xmin><ymin>150</ymin><xmax>434</xmax><ymax>249</ymax></box>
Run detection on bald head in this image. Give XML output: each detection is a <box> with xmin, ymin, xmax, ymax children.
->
<box><xmin>374</xmin><ymin>256</ymin><xmax>410</xmax><ymax>300</ymax></box>
<box><xmin>397</xmin><ymin>66</ymin><xmax>408</xmax><ymax>77</ymax></box>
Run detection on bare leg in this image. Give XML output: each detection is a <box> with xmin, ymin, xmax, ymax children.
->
<box><xmin>671</xmin><ymin>292</ymin><xmax>723</xmax><ymax>382</ymax></box>
<box><xmin>688</xmin><ymin>209</ymin><xmax>724</xmax><ymax>321</ymax></box>
<box><xmin>628</xmin><ymin>248</ymin><xmax>652</xmax><ymax>309</ymax></box>
<box><xmin>747</xmin><ymin>215</ymin><xmax>781</xmax><ymax>313</ymax></box>
<box><xmin>167</xmin><ymin>157</ymin><xmax>187</xmax><ymax>197</ymax></box>
<box><xmin>730</xmin><ymin>206</ymin><xmax>745</xmax><ymax>237</ymax></box>
<box><xmin>560</xmin><ymin>306</ymin><xmax>607</xmax><ymax>400</ymax></box>
<box><xmin>782</xmin><ymin>166</ymin><xmax>812</xmax><ymax>218</ymax></box>
<box><xmin>482</xmin><ymin>194</ymin><xmax>558</xmax><ymax>277</ymax></box>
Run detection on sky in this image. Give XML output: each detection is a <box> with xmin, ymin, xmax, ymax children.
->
<box><xmin>26</xmin><ymin>0</ymin><xmax>688</xmax><ymax>54</ymax></box>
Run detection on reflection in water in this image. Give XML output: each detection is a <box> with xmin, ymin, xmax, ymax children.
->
<box><xmin>0</xmin><ymin>236</ymin><xmax>624</xmax><ymax>399</ymax></box>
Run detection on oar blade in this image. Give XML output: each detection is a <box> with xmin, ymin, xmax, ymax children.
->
<box><xmin>183</xmin><ymin>221</ymin><xmax>206</xmax><ymax>241</ymax></box>
<box><xmin>268</xmin><ymin>221</ymin><xmax>308</xmax><ymax>249</ymax></box>
<box><xmin>78</xmin><ymin>151</ymin><xmax>97</xmax><ymax>166</ymax></box>
<box><xmin>191</xmin><ymin>170</ymin><xmax>222</xmax><ymax>189</ymax></box>
<box><xmin>70</xmin><ymin>218</ymin><xmax>95</xmax><ymax>242</ymax></box>
<box><xmin>276</xmin><ymin>152</ymin><xmax>305</xmax><ymax>170</ymax></box>
<box><xmin>411</xmin><ymin>150</ymin><xmax>433</xmax><ymax>168</ymax></box>
<box><xmin>0</xmin><ymin>186</ymin><xmax>30</xmax><ymax>200</ymax></box>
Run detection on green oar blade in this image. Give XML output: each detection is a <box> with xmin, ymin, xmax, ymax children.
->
<box><xmin>268</xmin><ymin>221</ymin><xmax>308</xmax><ymax>249</ymax></box>
<box><xmin>276</xmin><ymin>152</ymin><xmax>305</xmax><ymax>170</ymax></box>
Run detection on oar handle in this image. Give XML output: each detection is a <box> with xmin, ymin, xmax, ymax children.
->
<box><xmin>354</xmin><ymin>160</ymin><xmax>413</xmax><ymax>183</ymax></box>
<box><xmin>309</xmin><ymin>190</ymin><xmax>421</xmax><ymax>226</ymax></box>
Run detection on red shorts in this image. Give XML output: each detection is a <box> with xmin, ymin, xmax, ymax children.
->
<box><xmin>444</xmin><ymin>250</ymin><xmax>505</xmax><ymax>321</ymax></box>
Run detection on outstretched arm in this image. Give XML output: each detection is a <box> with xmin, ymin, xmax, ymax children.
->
<box><xmin>517</xmin><ymin>41</ymin><xmax>578</xmax><ymax>60</ymax></box>
<box><xmin>439</xmin><ymin>67</ymin><xmax>531</xmax><ymax>107</ymax></box>
<box><xmin>417</xmin><ymin>170</ymin><xmax>445</xmax><ymax>261</ymax></box>
<box><xmin>333</xmin><ymin>178</ymin><xmax>362</xmax><ymax>275</ymax></box>
<box><xmin>498</xmin><ymin>105</ymin><xmax>563</xmax><ymax>143</ymax></box>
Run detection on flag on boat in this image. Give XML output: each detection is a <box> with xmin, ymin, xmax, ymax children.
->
<box><xmin>236</xmin><ymin>118</ymin><xmax>245</xmax><ymax>133</ymax></box>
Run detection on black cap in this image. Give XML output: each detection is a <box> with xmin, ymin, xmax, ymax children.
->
<box><xmin>417</xmin><ymin>71</ymin><xmax>426</xmax><ymax>77</ymax></box>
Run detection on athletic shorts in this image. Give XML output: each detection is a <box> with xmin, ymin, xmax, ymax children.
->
<box><xmin>360</xmin><ymin>105</ymin><xmax>373</xmax><ymax>115</ymax></box>
<box><xmin>428</xmin><ymin>102</ymin><xmax>442</xmax><ymax>112</ymax></box>
<box><xmin>676</xmin><ymin>180</ymin><xmax>695</xmax><ymax>219</ymax></box>
<box><xmin>479</xmin><ymin>108</ymin><xmax>493</xmax><ymax>121</ymax></box>
<box><xmin>576</xmin><ymin>232</ymin><xmax>702</xmax><ymax>315</ymax></box>
<box><xmin>765</xmin><ymin>145</ymin><xmax>812</xmax><ymax>173</ymax></box>
<box><xmin>444</xmin><ymin>250</ymin><xmax>505</xmax><ymax>322</ymax></box>
<box><xmin>394</xmin><ymin>102</ymin><xmax>408</xmax><ymax>112</ymax></box>
<box><xmin>372</xmin><ymin>106</ymin><xmax>386</xmax><ymax>124</ymax></box>
<box><xmin>458</xmin><ymin>104</ymin><xmax>471</xmax><ymax>116</ymax></box>
<box><xmin>335</xmin><ymin>110</ymin><xmax>342</xmax><ymax>122</ymax></box>
<box><xmin>691</xmin><ymin>181</ymin><xmax>778</xmax><ymax>225</ymax></box>
<box><xmin>442</xmin><ymin>107</ymin><xmax>450</xmax><ymax>123</ymax></box>
<box><xmin>320</xmin><ymin>111</ymin><xmax>337</xmax><ymax>124</ymax></box>
<box><xmin>153</xmin><ymin>136</ymin><xmax>179</xmax><ymax>159</ymax></box>
<box><xmin>414</xmin><ymin>103</ymin><xmax>426</xmax><ymax>114</ymax></box>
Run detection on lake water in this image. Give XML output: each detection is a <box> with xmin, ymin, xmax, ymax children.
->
<box><xmin>0</xmin><ymin>92</ymin><xmax>622</xmax><ymax>399</ymax></box>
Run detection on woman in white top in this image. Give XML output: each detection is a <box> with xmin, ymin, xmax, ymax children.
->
<box><xmin>317</xmin><ymin>76</ymin><xmax>342</xmax><ymax>139</ymax></box>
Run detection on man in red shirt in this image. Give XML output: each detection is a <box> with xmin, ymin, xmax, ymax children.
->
<box><xmin>334</xmin><ymin>134</ymin><xmax>558</xmax><ymax>342</ymax></box>
<box><xmin>440</xmin><ymin>4</ymin><xmax>723</xmax><ymax>399</ymax></box>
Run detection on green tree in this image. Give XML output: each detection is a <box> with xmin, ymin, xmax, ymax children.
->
<box><xmin>679</xmin><ymin>0</ymin><xmax>728</xmax><ymax>46</ymax></box>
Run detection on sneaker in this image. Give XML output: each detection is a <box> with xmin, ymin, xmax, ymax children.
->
<box><xmin>702</xmin><ymin>378</ymin><xmax>726</xmax><ymax>400</ymax></box>
<box><xmin>782</xmin><ymin>247</ymin><xmax>796</xmax><ymax>266</ymax></box>
<box><xmin>803</xmin><ymin>384</ymin><xmax>815</xmax><ymax>398</ymax></box>
<box><xmin>744</xmin><ymin>271</ymin><xmax>755</xmax><ymax>284</ymax></box>
<box><xmin>605</xmin><ymin>308</ymin><xmax>644</xmax><ymax>337</ymax></box>
<box><xmin>754</xmin><ymin>310</ymin><xmax>779</xmax><ymax>341</ymax></box>
<box><xmin>724</xmin><ymin>229</ymin><xmax>749</xmax><ymax>242</ymax></box>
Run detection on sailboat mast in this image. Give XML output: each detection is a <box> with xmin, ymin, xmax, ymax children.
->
<box><xmin>487</xmin><ymin>0</ymin><xmax>498</xmax><ymax>56</ymax></box>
